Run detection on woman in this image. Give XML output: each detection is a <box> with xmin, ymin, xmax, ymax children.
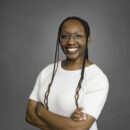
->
<box><xmin>26</xmin><ymin>16</ymin><xmax>109</xmax><ymax>130</ymax></box>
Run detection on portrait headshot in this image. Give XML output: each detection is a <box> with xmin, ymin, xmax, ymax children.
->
<box><xmin>1</xmin><ymin>0</ymin><xmax>130</xmax><ymax>130</ymax></box>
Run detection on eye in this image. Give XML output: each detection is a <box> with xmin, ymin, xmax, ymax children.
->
<box><xmin>60</xmin><ymin>34</ymin><xmax>68</xmax><ymax>39</ymax></box>
<box><xmin>75</xmin><ymin>34</ymin><xmax>83</xmax><ymax>39</ymax></box>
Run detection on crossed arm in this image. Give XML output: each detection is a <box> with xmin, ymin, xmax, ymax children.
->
<box><xmin>26</xmin><ymin>99</ymin><xmax>95</xmax><ymax>130</ymax></box>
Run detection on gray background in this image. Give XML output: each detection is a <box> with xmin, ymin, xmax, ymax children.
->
<box><xmin>0</xmin><ymin>0</ymin><xmax>130</xmax><ymax>130</ymax></box>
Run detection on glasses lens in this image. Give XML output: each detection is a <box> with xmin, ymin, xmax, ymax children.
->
<box><xmin>60</xmin><ymin>34</ymin><xmax>69</xmax><ymax>41</ymax></box>
<box><xmin>60</xmin><ymin>34</ymin><xmax>85</xmax><ymax>41</ymax></box>
<box><xmin>74</xmin><ymin>34</ymin><xmax>84</xmax><ymax>40</ymax></box>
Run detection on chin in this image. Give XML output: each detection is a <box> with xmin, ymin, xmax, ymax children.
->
<box><xmin>66</xmin><ymin>54</ymin><xmax>80</xmax><ymax>60</ymax></box>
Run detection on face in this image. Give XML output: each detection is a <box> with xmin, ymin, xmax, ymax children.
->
<box><xmin>59</xmin><ymin>19</ymin><xmax>89</xmax><ymax>61</ymax></box>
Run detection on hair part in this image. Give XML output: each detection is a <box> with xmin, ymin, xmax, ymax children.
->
<box><xmin>44</xmin><ymin>16</ymin><xmax>90</xmax><ymax>110</ymax></box>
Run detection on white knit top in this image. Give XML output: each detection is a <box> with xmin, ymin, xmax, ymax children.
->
<box><xmin>29</xmin><ymin>60</ymin><xmax>109</xmax><ymax>130</ymax></box>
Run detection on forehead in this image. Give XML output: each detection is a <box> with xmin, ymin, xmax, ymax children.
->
<box><xmin>61</xmin><ymin>19</ymin><xmax>85</xmax><ymax>33</ymax></box>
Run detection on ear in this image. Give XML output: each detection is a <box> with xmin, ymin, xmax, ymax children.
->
<box><xmin>88</xmin><ymin>37</ymin><xmax>91</xmax><ymax>43</ymax></box>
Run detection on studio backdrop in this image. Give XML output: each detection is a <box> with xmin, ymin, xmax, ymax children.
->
<box><xmin>0</xmin><ymin>0</ymin><xmax>130</xmax><ymax>130</ymax></box>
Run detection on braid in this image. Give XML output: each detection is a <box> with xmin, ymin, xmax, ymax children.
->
<box><xmin>43</xmin><ymin>16</ymin><xmax>90</xmax><ymax>110</ymax></box>
<box><xmin>75</xmin><ymin>33</ymin><xmax>89</xmax><ymax>108</ymax></box>
<box><xmin>43</xmin><ymin>30</ymin><xmax>60</xmax><ymax>110</ymax></box>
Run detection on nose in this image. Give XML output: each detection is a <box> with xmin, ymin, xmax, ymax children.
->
<box><xmin>67</xmin><ymin>35</ymin><xmax>75</xmax><ymax>44</ymax></box>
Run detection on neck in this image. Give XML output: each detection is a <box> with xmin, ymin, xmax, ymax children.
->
<box><xmin>63</xmin><ymin>58</ymin><xmax>87</xmax><ymax>68</ymax></box>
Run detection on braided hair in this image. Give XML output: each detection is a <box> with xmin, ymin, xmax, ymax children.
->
<box><xmin>44</xmin><ymin>16</ymin><xmax>90</xmax><ymax>110</ymax></box>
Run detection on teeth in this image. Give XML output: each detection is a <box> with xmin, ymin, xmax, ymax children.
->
<box><xmin>67</xmin><ymin>48</ymin><xmax>78</xmax><ymax>51</ymax></box>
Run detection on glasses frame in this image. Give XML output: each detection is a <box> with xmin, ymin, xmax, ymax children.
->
<box><xmin>60</xmin><ymin>33</ymin><xmax>86</xmax><ymax>42</ymax></box>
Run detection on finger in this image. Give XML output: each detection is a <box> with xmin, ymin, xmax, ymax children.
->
<box><xmin>72</xmin><ymin>117</ymin><xmax>86</xmax><ymax>121</ymax></box>
<box><xmin>74</xmin><ymin>116</ymin><xmax>87</xmax><ymax>121</ymax></box>
<box><xmin>78</xmin><ymin>107</ymin><xmax>84</xmax><ymax>111</ymax></box>
<box><xmin>71</xmin><ymin>112</ymin><xmax>87</xmax><ymax>121</ymax></box>
<box><xmin>73</xmin><ymin>110</ymin><xmax>86</xmax><ymax>117</ymax></box>
<box><xmin>72</xmin><ymin>113</ymin><xmax>82</xmax><ymax>118</ymax></box>
<box><xmin>73</xmin><ymin>112</ymin><xmax>86</xmax><ymax>118</ymax></box>
<box><xmin>74</xmin><ymin>107</ymin><xmax>84</xmax><ymax>114</ymax></box>
<box><xmin>74</xmin><ymin>107</ymin><xmax>83</xmax><ymax>113</ymax></box>
<box><xmin>72</xmin><ymin>117</ymin><xmax>79</xmax><ymax>121</ymax></box>
<box><xmin>71</xmin><ymin>116</ymin><xmax>83</xmax><ymax>120</ymax></box>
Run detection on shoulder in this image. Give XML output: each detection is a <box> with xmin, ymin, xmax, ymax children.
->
<box><xmin>37</xmin><ymin>62</ymin><xmax>54</xmax><ymax>80</ymax></box>
<box><xmin>84</xmin><ymin>64</ymin><xmax>109</xmax><ymax>91</ymax></box>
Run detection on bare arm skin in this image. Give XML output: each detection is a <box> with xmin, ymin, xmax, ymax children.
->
<box><xmin>25</xmin><ymin>99</ymin><xmax>56</xmax><ymax>130</ymax></box>
<box><xmin>36</xmin><ymin>102</ymin><xmax>96</xmax><ymax>130</ymax></box>
<box><xmin>25</xmin><ymin>99</ymin><xmax>86</xmax><ymax>130</ymax></box>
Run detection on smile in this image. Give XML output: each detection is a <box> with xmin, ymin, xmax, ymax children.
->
<box><xmin>66</xmin><ymin>47</ymin><xmax>79</xmax><ymax>54</ymax></box>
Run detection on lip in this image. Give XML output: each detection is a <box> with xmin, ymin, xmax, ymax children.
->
<box><xmin>66</xmin><ymin>47</ymin><xmax>79</xmax><ymax>49</ymax></box>
<box><xmin>66</xmin><ymin>46</ymin><xmax>79</xmax><ymax>48</ymax></box>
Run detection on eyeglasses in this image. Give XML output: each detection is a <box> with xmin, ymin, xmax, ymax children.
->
<box><xmin>60</xmin><ymin>33</ymin><xmax>86</xmax><ymax>42</ymax></box>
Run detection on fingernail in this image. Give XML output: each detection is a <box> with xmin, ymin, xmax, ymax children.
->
<box><xmin>83</xmin><ymin>117</ymin><xmax>86</xmax><ymax>120</ymax></box>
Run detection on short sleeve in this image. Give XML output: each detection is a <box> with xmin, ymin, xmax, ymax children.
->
<box><xmin>28</xmin><ymin>72</ymin><xmax>41</xmax><ymax>102</ymax></box>
<box><xmin>79</xmin><ymin>76</ymin><xmax>109</xmax><ymax>120</ymax></box>
<box><xmin>28</xmin><ymin>64</ymin><xmax>51</xmax><ymax>102</ymax></box>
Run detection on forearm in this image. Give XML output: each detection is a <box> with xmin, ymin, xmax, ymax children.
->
<box><xmin>37</xmin><ymin>107</ymin><xmax>73</xmax><ymax>130</ymax></box>
<box><xmin>36</xmin><ymin>104</ymin><xmax>87</xmax><ymax>130</ymax></box>
<box><xmin>26</xmin><ymin>108</ymin><xmax>55</xmax><ymax>130</ymax></box>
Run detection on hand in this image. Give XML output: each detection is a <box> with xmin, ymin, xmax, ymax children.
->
<box><xmin>71</xmin><ymin>107</ymin><xmax>87</xmax><ymax>121</ymax></box>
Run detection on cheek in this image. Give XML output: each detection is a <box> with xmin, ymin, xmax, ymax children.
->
<box><xmin>80</xmin><ymin>40</ymin><xmax>87</xmax><ymax>49</ymax></box>
<box><xmin>59</xmin><ymin>42</ymin><xmax>66</xmax><ymax>51</ymax></box>
<box><xmin>60</xmin><ymin>41</ymin><xmax>66</xmax><ymax>46</ymax></box>
<box><xmin>80</xmin><ymin>41</ymin><xmax>87</xmax><ymax>53</ymax></box>
<box><xmin>59</xmin><ymin>42</ymin><xmax>66</xmax><ymax>53</ymax></box>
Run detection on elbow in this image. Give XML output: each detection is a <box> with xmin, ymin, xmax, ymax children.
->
<box><xmin>25</xmin><ymin>110</ymin><xmax>32</xmax><ymax>124</ymax></box>
<box><xmin>25</xmin><ymin>113</ymin><xmax>30</xmax><ymax>123</ymax></box>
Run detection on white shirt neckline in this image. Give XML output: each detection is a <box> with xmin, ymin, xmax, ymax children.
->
<box><xmin>58</xmin><ymin>60</ymin><xmax>96</xmax><ymax>73</ymax></box>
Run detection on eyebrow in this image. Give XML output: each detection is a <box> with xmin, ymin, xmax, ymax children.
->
<box><xmin>61</xmin><ymin>31</ymin><xmax>84</xmax><ymax>34</ymax></box>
